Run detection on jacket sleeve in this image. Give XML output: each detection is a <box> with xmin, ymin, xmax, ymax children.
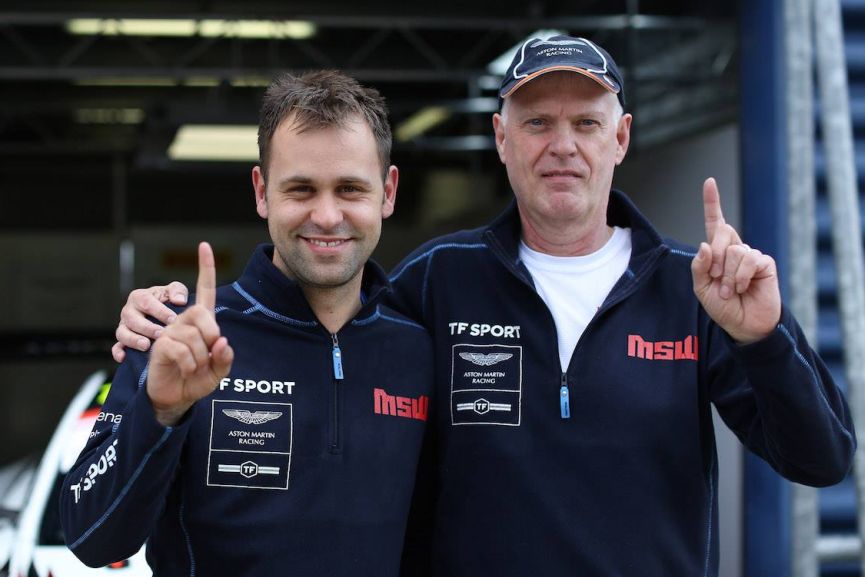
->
<box><xmin>709</xmin><ymin>305</ymin><xmax>856</xmax><ymax>487</ymax></box>
<box><xmin>60</xmin><ymin>349</ymin><xmax>195</xmax><ymax>567</ymax></box>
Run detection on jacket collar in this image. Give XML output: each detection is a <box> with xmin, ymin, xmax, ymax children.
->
<box><xmin>234</xmin><ymin>244</ymin><xmax>392</xmax><ymax>327</ymax></box>
<box><xmin>485</xmin><ymin>189</ymin><xmax>667</xmax><ymax>267</ymax></box>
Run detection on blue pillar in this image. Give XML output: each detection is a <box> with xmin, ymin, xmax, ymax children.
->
<box><xmin>739</xmin><ymin>0</ymin><xmax>791</xmax><ymax>576</ymax></box>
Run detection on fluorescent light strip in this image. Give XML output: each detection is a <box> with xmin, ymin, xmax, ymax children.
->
<box><xmin>168</xmin><ymin>125</ymin><xmax>259</xmax><ymax>161</ymax></box>
<box><xmin>74</xmin><ymin>76</ymin><xmax>270</xmax><ymax>88</ymax></box>
<box><xmin>67</xmin><ymin>19</ymin><xmax>197</xmax><ymax>37</ymax></box>
<box><xmin>395</xmin><ymin>107</ymin><xmax>451</xmax><ymax>142</ymax></box>
<box><xmin>198</xmin><ymin>20</ymin><xmax>316</xmax><ymax>39</ymax></box>
<box><xmin>75</xmin><ymin>77</ymin><xmax>178</xmax><ymax>87</ymax></box>
<box><xmin>66</xmin><ymin>19</ymin><xmax>316</xmax><ymax>40</ymax></box>
<box><xmin>75</xmin><ymin>108</ymin><xmax>146</xmax><ymax>124</ymax></box>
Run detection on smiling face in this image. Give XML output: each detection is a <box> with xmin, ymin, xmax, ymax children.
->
<box><xmin>253</xmin><ymin>113</ymin><xmax>397</xmax><ymax>293</ymax></box>
<box><xmin>493</xmin><ymin>71</ymin><xmax>631</xmax><ymax>250</ymax></box>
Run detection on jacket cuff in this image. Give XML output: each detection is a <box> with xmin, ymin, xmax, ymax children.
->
<box><xmin>726</xmin><ymin>305</ymin><xmax>798</xmax><ymax>364</ymax></box>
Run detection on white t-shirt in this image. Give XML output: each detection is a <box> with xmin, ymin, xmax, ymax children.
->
<box><xmin>519</xmin><ymin>227</ymin><xmax>633</xmax><ymax>372</ymax></box>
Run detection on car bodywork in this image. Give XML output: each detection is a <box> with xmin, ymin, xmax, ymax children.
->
<box><xmin>6</xmin><ymin>370</ymin><xmax>148</xmax><ymax>577</ymax></box>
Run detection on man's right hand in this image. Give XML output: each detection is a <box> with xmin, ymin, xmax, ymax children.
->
<box><xmin>113</xmin><ymin>281</ymin><xmax>190</xmax><ymax>363</ymax></box>
<box><xmin>146</xmin><ymin>242</ymin><xmax>233</xmax><ymax>426</ymax></box>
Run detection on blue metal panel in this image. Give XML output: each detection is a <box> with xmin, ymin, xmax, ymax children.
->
<box><xmin>739</xmin><ymin>0</ymin><xmax>791</xmax><ymax>575</ymax></box>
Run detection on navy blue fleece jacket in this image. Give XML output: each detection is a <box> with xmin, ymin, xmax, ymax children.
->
<box><xmin>61</xmin><ymin>245</ymin><xmax>434</xmax><ymax>576</ymax></box>
<box><xmin>388</xmin><ymin>190</ymin><xmax>855</xmax><ymax>577</ymax></box>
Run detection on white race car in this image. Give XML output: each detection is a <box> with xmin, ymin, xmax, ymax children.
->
<box><xmin>7</xmin><ymin>370</ymin><xmax>148</xmax><ymax>577</ymax></box>
<box><xmin>0</xmin><ymin>456</ymin><xmax>37</xmax><ymax>577</ymax></box>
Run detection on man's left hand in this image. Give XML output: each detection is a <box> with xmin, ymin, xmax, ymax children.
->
<box><xmin>691</xmin><ymin>178</ymin><xmax>781</xmax><ymax>344</ymax></box>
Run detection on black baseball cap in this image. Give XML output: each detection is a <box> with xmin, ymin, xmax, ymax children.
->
<box><xmin>499</xmin><ymin>35</ymin><xmax>625</xmax><ymax>106</ymax></box>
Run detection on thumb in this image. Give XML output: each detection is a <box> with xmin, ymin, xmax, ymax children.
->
<box><xmin>691</xmin><ymin>242</ymin><xmax>712</xmax><ymax>295</ymax></box>
<box><xmin>167</xmin><ymin>281</ymin><xmax>189</xmax><ymax>306</ymax></box>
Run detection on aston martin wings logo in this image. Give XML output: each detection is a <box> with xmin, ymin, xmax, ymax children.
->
<box><xmin>459</xmin><ymin>352</ymin><xmax>513</xmax><ymax>366</ymax></box>
<box><xmin>222</xmin><ymin>409</ymin><xmax>283</xmax><ymax>425</ymax></box>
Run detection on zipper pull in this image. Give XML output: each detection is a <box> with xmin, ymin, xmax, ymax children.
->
<box><xmin>331</xmin><ymin>334</ymin><xmax>344</xmax><ymax>380</ymax></box>
<box><xmin>560</xmin><ymin>373</ymin><xmax>570</xmax><ymax>419</ymax></box>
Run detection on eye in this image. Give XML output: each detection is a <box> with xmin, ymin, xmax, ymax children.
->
<box><xmin>338</xmin><ymin>183</ymin><xmax>369</xmax><ymax>195</ymax></box>
<box><xmin>283</xmin><ymin>184</ymin><xmax>314</xmax><ymax>197</ymax></box>
<box><xmin>526</xmin><ymin>118</ymin><xmax>546</xmax><ymax>127</ymax></box>
<box><xmin>578</xmin><ymin>118</ymin><xmax>601</xmax><ymax>127</ymax></box>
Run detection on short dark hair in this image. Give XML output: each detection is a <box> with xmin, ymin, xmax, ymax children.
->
<box><xmin>258</xmin><ymin>70</ymin><xmax>392</xmax><ymax>180</ymax></box>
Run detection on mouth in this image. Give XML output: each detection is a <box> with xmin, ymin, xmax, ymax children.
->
<box><xmin>541</xmin><ymin>170</ymin><xmax>582</xmax><ymax>178</ymax></box>
<box><xmin>302</xmin><ymin>237</ymin><xmax>350</xmax><ymax>248</ymax></box>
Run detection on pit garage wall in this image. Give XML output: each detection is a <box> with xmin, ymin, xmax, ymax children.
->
<box><xmin>613</xmin><ymin>123</ymin><xmax>743</xmax><ymax>577</ymax></box>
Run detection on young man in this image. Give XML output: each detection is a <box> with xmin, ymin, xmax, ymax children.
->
<box><xmin>111</xmin><ymin>37</ymin><xmax>855</xmax><ymax>576</ymax></box>
<box><xmin>61</xmin><ymin>71</ymin><xmax>433</xmax><ymax>576</ymax></box>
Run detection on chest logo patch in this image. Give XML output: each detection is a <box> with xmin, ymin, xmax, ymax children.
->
<box><xmin>451</xmin><ymin>344</ymin><xmax>522</xmax><ymax>426</ymax></box>
<box><xmin>207</xmin><ymin>400</ymin><xmax>292</xmax><ymax>490</ymax></box>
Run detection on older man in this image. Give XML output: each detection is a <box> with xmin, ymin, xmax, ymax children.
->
<box><xmin>112</xmin><ymin>36</ymin><xmax>854</xmax><ymax>577</ymax></box>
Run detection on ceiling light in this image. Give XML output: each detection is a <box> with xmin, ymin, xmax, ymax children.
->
<box><xmin>75</xmin><ymin>77</ymin><xmax>179</xmax><ymax>87</ymax></box>
<box><xmin>75</xmin><ymin>108</ymin><xmax>146</xmax><ymax>124</ymax></box>
<box><xmin>230</xmin><ymin>76</ymin><xmax>272</xmax><ymax>87</ymax></box>
<box><xmin>183</xmin><ymin>77</ymin><xmax>222</xmax><ymax>87</ymax></box>
<box><xmin>67</xmin><ymin>19</ymin><xmax>197</xmax><ymax>37</ymax></box>
<box><xmin>66</xmin><ymin>18</ymin><xmax>316</xmax><ymax>40</ymax></box>
<box><xmin>168</xmin><ymin>125</ymin><xmax>259</xmax><ymax>162</ymax></box>
<box><xmin>199</xmin><ymin>19</ymin><xmax>316</xmax><ymax>39</ymax></box>
<box><xmin>395</xmin><ymin>107</ymin><xmax>451</xmax><ymax>142</ymax></box>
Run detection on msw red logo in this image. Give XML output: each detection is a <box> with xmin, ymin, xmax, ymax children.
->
<box><xmin>374</xmin><ymin>388</ymin><xmax>429</xmax><ymax>422</ymax></box>
<box><xmin>627</xmin><ymin>334</ymin><xmax>699</xmax><ymax>361</ymax></box>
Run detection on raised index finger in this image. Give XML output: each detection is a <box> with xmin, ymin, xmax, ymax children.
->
<box><xmin>702</xmin><ymin>177</ymin><xmax>725</xmax><ymax>243</ymax></box>
<box><xmin>195</xmin><ymin>241</ymin><xmax>217</xmax><ymax>314</ymax></box>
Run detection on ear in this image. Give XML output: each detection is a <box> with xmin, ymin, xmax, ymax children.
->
<box><xmin>381</xmin><ymin>165</ymin><xmax>398</xmax><ymax>220</ymax></box>
<box><xmin>252</xmin><ymin>166</ymin><xmax>268</xmax><ymax>219</ymax></box>
<box><xmin>615</xmin><ymin>113</ymin><xmax>632</xmax><ymax>165</ymax></box>
<box><xmin>492</xmin><ymin>113</ymin><xmax>507</xmax><ymax>164</ymax></box>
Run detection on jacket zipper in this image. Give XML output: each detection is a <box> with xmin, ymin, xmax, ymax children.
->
<box><xmin>484</xmin><ymin>232</ymin><xmax>575</xmax><ymax>419</ymax></box>
<box><xmin>560</xmin><ymin>372</ymin><xmax>571</xmax><ymax>419</ymax></box>
<box><xmin>485</xmin><ymin>230</ymin><xmax>648</xmax><ymax>420</ymax></box>
<box><xmin>330</xmin><ymin>333</ymin><xmax>344</xmax><ymax>453</ymax></box>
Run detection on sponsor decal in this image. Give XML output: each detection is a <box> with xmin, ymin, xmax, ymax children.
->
<box><xmin>451</xmin><ymin>344</ymin><xmax>522</xmax><ymax>426</ymax></box>
<box><xmin>207</xmin><ymin>400</ymin><xmax>292</xmax><ymax>490</ymax></box>
<box><xmin>219</xmin><ymin>377</ymin><xmax>295</xmax><ymax>395</ymax></box>
<box><xmin>456</xmin><ymin>398</ymin><xmax>512</xmax><ymax>415</ymax></box>
<box><xmin>448</xmin><ymin>322</ymin><xmax>521</xmax><ymax>339</ymax></box>
<box><xmin>96</xmin><ymin>410</ymin><xmax>123</xmax><ymax>425</ymax></box>
<box><xmin>373</xmin><ymin>388</ymin><xmax>429</xmax><ymax>422</ymax></box>
<box><xmin>627</xmin><ymin>334</ymin><xmax>699</xmax><ymax>361</ymax></box>
<box><xmin>70</xmin><ymin>439</ymin><xmax>118</xmax><ymax>504</ymax></box>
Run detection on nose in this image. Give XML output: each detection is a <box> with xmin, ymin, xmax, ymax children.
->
<box><xmin>309</xmin><ymin>192</ymin><xmax>344</xmax><ymax>230</ymax></box>
<box><xmin>548</xmin><ymin>124</ymin><xmax>577</xmax><ymax>157</ymax></box>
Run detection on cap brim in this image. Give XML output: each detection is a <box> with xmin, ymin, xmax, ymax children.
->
<box><xmin>501</xmin><ymin>66</ymin><xmax>620</xmax><ymax>99</ymax></box>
